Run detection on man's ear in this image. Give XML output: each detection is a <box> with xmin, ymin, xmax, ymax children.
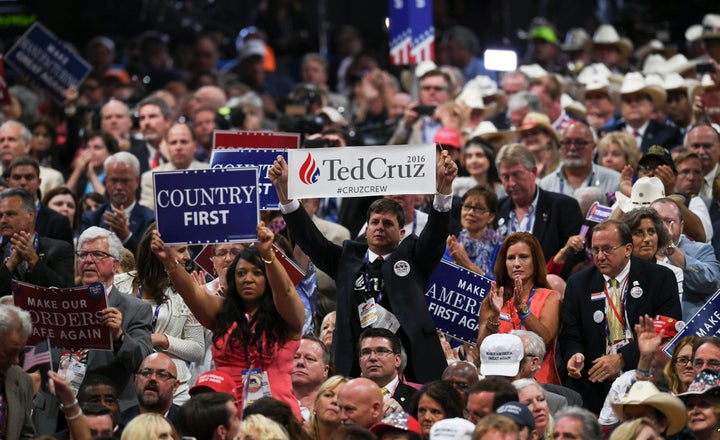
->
<box><xmin>399</xmin><ymin>228</ymin><xmax>405</xmax><ymax>239</ymax></box>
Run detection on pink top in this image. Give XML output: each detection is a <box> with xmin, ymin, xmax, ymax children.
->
<box><xmin>212</xmin><ymin>323</ymin><xmax>301</xmax><ymax>420</ymax></box>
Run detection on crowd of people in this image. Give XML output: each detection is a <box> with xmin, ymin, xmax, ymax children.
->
<box><xmin>2</xmin><ymin>8</ymin><xmax>720</xmax><ymax>440</ymax></box>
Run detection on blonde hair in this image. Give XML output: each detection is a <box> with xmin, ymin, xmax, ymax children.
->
<box><xmin>309</xmin><ymin>375</ymin><xmax>349</xmax><ymax>438</ymax></box>
<box><xmin>597</xmin><ymin>132</ymin><xmax>641</xmax><ymax>169</ymax></box>
<box><xmin>609</xmin><ymin>418</ymin><xmax>659</xmax><ymax>440</ymax></box>
<box><xmin>239</xmin><ymin>414</ymin><xmax>289</xmax><ymax>440</ymax></box>
<box><xmin>120</xmin><ymin>413</ymin><xmax>179</xmax><ymax>440</ymax></box>
<box><xmin>472</xmin><ymin>414</ymin><xmax>518</xmax><ymax>440</ymax></box>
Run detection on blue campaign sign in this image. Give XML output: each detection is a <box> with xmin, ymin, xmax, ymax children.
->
<box><xmin>663</xmin><ymin>288</ymin><xmax>720</xmax><ymax>357</ymax></box>
<box><xmin>5</xmin><ymin>22</ymin><xmax>91</xmax><ymax>103</ymax></box>
<box><xmin>153</xmin><ymin>168</ymin><xmax>259</xmax><ymax>245</ymax></box>
<box><xmin>424</xmin><ymin>259</ymin><xmax>492</xmax><ymax>344</ymax></box>
<box><xmin>210</xmin><ymin>148</ymin><xmax>286</xmax><ymax>210</ymax></box>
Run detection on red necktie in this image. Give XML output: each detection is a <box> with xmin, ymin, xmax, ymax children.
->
<box><xmin>151</xmin><ymin>150</ymin><xmax>161</xmax><ymax>169</ymax></box>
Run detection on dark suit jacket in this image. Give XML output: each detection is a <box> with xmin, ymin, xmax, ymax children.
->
<box><xmin>129</xmin><ymin>139</ymin><xmax>151</xmax><ymax>200</ymax></box>
<box><xmin>559</xmin><ymin>258</ymin><xmax>682</xmax><ymax>413</ymax></box>
<box><xmin>32</xmin><ymin>286</ymin><xmax>153</xmax><ymax>435</ymax></box>
<box><xmin>4</xmin><ymin>365</ymin><xmax>35</xmax><ymax>440</ymax></box>
<box><xmin>118</xmin><ymin>403</ymin><xmax>181</xmax><ymax>434</ymax></box>
<box><xmin>81</xmin><ymin>203</ymin><xmax>155</xmax><ymax>255</ymax></box>
<box><xmin>393</xmin><ymin>381</ymin><xmax>418</xmax><ymax>412</ymax></box>
<box><xmin>604</xmin><ymin>120</ymin><xmax>683</xmax><ymax>154</ymax></box>
<box><xmin>35</xmin><ymin>204</ymin><xmax>74</xmax><ymax>246</ymax></box>
<box><xmin>0</xmin><ymin>235</ymin><xmax>75</xmax><ymax>292</ymax></box>
<box><xmin>496</xmin><ymin>187</ymin><xmax>584</xmax><ymax>266</ymax></box>
<box><xmin>283</xmin><ymin>204</ymin><xmax>448</xmax><ymax>383</ymax></box>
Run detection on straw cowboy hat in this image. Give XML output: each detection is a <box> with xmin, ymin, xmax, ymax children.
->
<box><xmin>592</xmin><ymin>24</ymin><xmax>633</xmax><ymax>57</ymax></box>
<box><xmin>611</xmin><ymin>381</ymin><xmax>687</xmax><ymax>436</ymax></box>
<box><xmin>620</xmin><ymin>72</ymin><xmax>667</xmax><ymax>108</ymax></box>
<box><xmin>517</xmin><ymin>112</ymin><xmax>561</xmax><ymax>143</ymax></box>
<box><xmin>615</xmin><ymin>176</ymin><xmax>665</xmax><ymax>213</ymax></box>
<box><xmin>469</xmin><ymin>121</ymin><xmax>517</xmax><ymax>147</ymax></box>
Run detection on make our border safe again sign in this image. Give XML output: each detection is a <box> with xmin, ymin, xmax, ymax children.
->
<box><xmin>287</xmin><ymin>144</ymin><xmax>436</xmax><ymax>199</ymax></box>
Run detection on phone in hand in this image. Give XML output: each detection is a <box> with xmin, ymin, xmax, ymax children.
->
<box><xmin>697</xmin><ymin>62</ymin><xmax>717</xmax><ymax>75</ymax></box>
<box><xmin>415</xmin><ymin>105</ymin><xmax>436</xmax><ymax>116</ymax></box>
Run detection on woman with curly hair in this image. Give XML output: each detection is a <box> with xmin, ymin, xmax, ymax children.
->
<box><xmin>151</xmin><ymin>222</ymin><xmax>305</xmax><ymax>419</ymax></box>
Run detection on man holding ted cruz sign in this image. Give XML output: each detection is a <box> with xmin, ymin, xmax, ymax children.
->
<box><xmin>269</xmin><ymin>148</ymin><xmax>457</xmax><ymax>383</ymax></box>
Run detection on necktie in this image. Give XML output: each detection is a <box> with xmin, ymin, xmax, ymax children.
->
<box><xmin>381</xmin><ymin>387</ymin><xmax>389</xmax><ymax>396</ymax></box>
<box><xmin>376</xmin><ymin>255</ymin><xmax>383</xmax><ymax>263</ymax></box>
<box><xmin>151</xmin><ymin>149</ymin><xmax>161</xmax><ymax>169</ymax></box>
<box><xmin>608</xmin><ymin>279</ymin><xmax>624</xmax><ymax>343</ymax></box>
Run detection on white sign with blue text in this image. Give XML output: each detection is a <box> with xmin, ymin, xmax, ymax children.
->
<box><xmin>287</xmin><ymin>144</ymin><xmax>436</xmax><ymax>199</ymax></box>
<box><xmin>153</xmin><ymin>168</ymin><xmax>259</xmax><ymax>245</ymax></box>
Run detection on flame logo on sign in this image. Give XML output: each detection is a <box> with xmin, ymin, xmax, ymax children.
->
<box><xmin>299</xmin><ymin>153</ymin><xmax>320</xmax><ymax>184</ymax></box>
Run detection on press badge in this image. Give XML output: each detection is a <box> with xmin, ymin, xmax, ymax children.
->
<box><xmin>241</xmin><ymin>368</ymin><xmax>272</xmax><ymax>408</ymax></box>
<box><xmin>59</xmin><ymin>353</ymin><xmax>87</xmax><ymax>397</ymax></box>
<box><xmin>359</xmin><ymin>298</ymin><xmax>378</xmax><ymax>328</ymax></box>
<box><xmin>499</xmin><ymin>312</ymin><xmax>512</xmax><ymax>322</ymax></box>
<box><xmin>375</xmin><ymin>304</ymin><xmax>400</xmax><ymax>333</ymax></box>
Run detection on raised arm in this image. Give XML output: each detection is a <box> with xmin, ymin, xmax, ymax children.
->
<box><xmin>256</xmin><ymin>222</ymin><xmax>305</xmax><ymax>339</ymax></box>
<box><xmin>151</xmin><ymin>230</ymin><xmax>224</xmax><ymax>329</ymax></box>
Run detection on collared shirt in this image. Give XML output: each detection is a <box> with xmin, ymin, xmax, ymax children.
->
<box><xmin>509</xmin><ymin>188</ymin><xmax>540</xmax><ymax>234</ymax></box>
<box><xmin>601</xmin><ymin>259</ymin><xmax>631</xmax><ymax>287</ymax></box>
<box><xmin>626</xmin><ymin>120</ymin><xmax>649</xmax><ymax>146</ymax></box>
<box><xmin>701</xmin><ymin>163</ymin><xmax>719</xmax><ymax>199</ymax></box>
<box><xmin>421</xmin><ymin>117</ymin><xmax>442</xmax><ymax>144</ymax></box>
<box><xmin>539</xmin><ymin>163</ymin><xmax>621</xmax><ymax>197</ymax></box>
<box><xmin>381</xmin><ymin>375</ymin><xmax>400</xmax><ymax>399</ymax></box>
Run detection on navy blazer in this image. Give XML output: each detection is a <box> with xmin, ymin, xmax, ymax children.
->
<box><xmin>81</xmin><ymin>203</ymin><xmax>155</xmax><ymax>255</ymax></box>
<box><xmin>496</xmin><ymin>187</ymin><xmax>584</xmax><ymax>265</ymax></box>
<box><xmin>35</xmin><ymin>204</ymin><xmax>74</xmax><ymax>246</ymax></box>
<box><xmin>0</xmin><ymin>235</ymin><xmax>75</xmax><ymax>292</ymax></box>
<box><xmin>32</xmin><ymin>287</ymin><xmax>153</xmax><ymax>435</ymax></box>
<box><xmin>283</xmin><ymin>204</ymin><xmax>448</xmax><ymax>383</ymax></box>
<box><xmin>559</xmin><ymin>257</ymin><xmax>682</xmax><ymax>412</ymax></box>
<box><xmin>604</xmin><ymin>120</ymin><xmax>683</xmax><ymax>154</ymax></box>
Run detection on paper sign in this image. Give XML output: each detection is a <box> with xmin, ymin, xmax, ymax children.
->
<box><xmin>663</xmin><ymin>289</ymin><xmax>720</xmax><ymax>357</ymax></box>
<box><xmin>287</xmin><ymin>144</ymin><xmax>436</xmax><ymax>199</ymax></box>
<box><xmin>210</xmin><ymin>148</ymin><xmax>286</xmax><ymax>210</ymax></box>
<box><xmin>586</xmin><ymin>201</ymin><xmax>613</xmax><ymax>223</ymax></box>
<box><xmin>153</xmin><ymin>168</ymin><xmax>259</xmax><ymax>245</ymax></box>
<box><xmin>213</xmin><ymin>130</ymin><xmax>300</xmax><ymax>150</ymax></box>
<box><xmin>424</xmin><ymin>259</ymin><xmax>492</xmax><ymax>344</ymax></box>
<box><xmin>12</xmin><ymin>281</ymin><xmax>111</xmax><ymax>350</ymax></box>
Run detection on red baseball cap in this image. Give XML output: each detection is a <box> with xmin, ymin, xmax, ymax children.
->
<box><xmin>434</xmin><ymin>128</ymin><xmax>462</xmax><ymax>149</ymax></box>
<box><xmin>370</xmin><ymin>412</ymin><xmax>422</xmax><ymax>434</ymax></box>
<box><xmin>189</xmin><ymin>370</ymin><xmax>237</xmax><ymax>396</ymax></box>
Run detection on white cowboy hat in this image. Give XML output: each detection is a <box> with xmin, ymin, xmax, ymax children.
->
<box><xmin>611</xmin><ymin>381</ymin><xmax>687</xmax><ymax>436</ymax></box>
<box><xmin>561</xmin><ymin>93</ymin><xmax>586</xmax><ymax>118</ymax></box>
<box><xmin>642</xmin><ymin>54</ymin><xmax>667</xmax><ymax>75</ymax></box>
<box><xmin>615</xmin><ymin>176</ymin><xmax>665</xmax><ymax>212</ymax></box>
<box><xmin>561</xmin><ymin>27</ymin><xmax>591</xmax><ymax>52</ymax></box>
<box><xmin>664</xmin><ymin>54</ymin><xmax>698</xmax><ymax>75</ymax></box>
<box><xmin>701</xmin><ymin>14</ymin><xmax>720</xmax><ymax>39</ymax></box>
<box><xmin>518</xmin><ymin>63</ymin><xmax>548</xmax><ymax>80</ymax></box>
<box><xmin>592</xmin><ymin>24</ymin><xmax>632</xmax><ymax>57</ymax></box>
<box><xmin>663</xmin><ymin>73</ymin><xmax>698</xmax><ymax>94</ymax></box>
<box><xmin>578</xmin><ymin>62</ymin><xmax>614</xmax><ymax>82</ymax></box>
<box><xmin>620</xmin><ymin>72</ymin><xmax>667</xmax><ymax>108</ymax></box>
<box><xmin>582</xmin><ymin>73</ymin><xmax>610</xmax><ymax>96</ymax></box>
<box><xmin>686</xmin><ymin>24</ymin><xmax>703</xmax><ymax>43</ymax></box>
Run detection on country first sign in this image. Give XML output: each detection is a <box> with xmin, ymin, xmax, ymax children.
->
<box><xmin>287</xmin><ymin>144</ymin><xmax>436</xmax><ymax>199</ymax></box>
<box><xmin>153</xmin><ymin>168</ymin><xmax>259</xmax><ymax>245</ymax></box>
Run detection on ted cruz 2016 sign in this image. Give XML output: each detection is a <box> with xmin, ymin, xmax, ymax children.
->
<box><xmin>287</xmin><ymin>144</ymin><xmax>436</xmax><ymax>199</ymax></box>
<box><xmin>210</xmin><ymin>148</ymin><xmax>286</xmax><ymax>210</ymax></box>
<box><xmin>663</xmin><ymin>288</ymin><xmax>720</xmax><ymax>357</ymax></box>
<box><xmin>425</xmin><ymin>259</ymin><xmax>492</xmax><ymax>344</ymax></box>
<box><xmin>12</xmin><ymin>281</ymin><xmax>112</xmax><ymax>350</ymax></box>
<box><xmin>153</xmin><ymin>168</ymin><xmax>259</xmax><ymax>245</ymax></box>
<box><xmin>5</xmin><ymin>22</ymin><xmax>91</xmax><ymax>103</ymax></box>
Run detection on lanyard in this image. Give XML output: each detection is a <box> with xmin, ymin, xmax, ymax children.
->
<box><xmin>242</xmin><ymin>332</ymin><xmax>265</xmax><ymax>371</ymax></box>
<box><xmin>136</xmin><ymin>287</ymin><xmax>164</xmax><ymax>333</ymax></box>
<box><xmin>603</xmin><ymin>277</ymin><xmax>628</xmax><ymax>335</ymax></box>
<box><xmin>558</xmin><ymin>170</ymin><xmax>595</xmax><ymax>195</ymax></box>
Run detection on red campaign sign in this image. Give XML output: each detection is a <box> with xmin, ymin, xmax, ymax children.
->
<box><xmin>194</xmin><ymin>244</ymin><xmax>215</xmax><ymax>275</ymax></box>
<box><xmin>213</xmin><ymin>130</ymin><xmax>300</xmax><ymax>150</ymax></box>
<box><xmin>0</xmin><ymin>58</ymin><xmax>12</xmax><ymax>106</ymax></box>
<box><xmin>12</xmin><ymin>281</ymin><xmax>112</xmax><ymax>351</ymax></box>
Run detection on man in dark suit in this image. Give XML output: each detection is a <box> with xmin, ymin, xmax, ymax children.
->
<box><xmin>495</xmin><ymin>143</ymin><xmax>584</xmax><ymax>268</ymax></box>
<box><xmin>559</xmin><ymin>220</ymin><xmax>682</xmax><ymax>413</ymax></box>
<box><xmin>358</xmin><ymin>328</ymin><xmax>417</xmax><ymax>413</ymax></box>
<box><xmin>0</xmin><ymin>304</ymin><xmax>35</xmax><ymax>440</ymax></box>
<box><xmin>269</xmin><ymin>151</ymin><xmax>457</xmax><ymax>383</ymax></box>
<box><xmin>81</xmin><ymin>152</ymin><xmax>155</xmax><ymax>255</ymax></box>
<box><xmin>32</xmin><ymin>227</ymin><xmax>152</xmax><ymax>435</ymax></box>
<box><xmin>6</xmin><ymin>156</ymin><xmax>73</xmax><ymax>246</ymax></box>
<box><xmin>604</xmin><ymin>72</ymin><xmax>682</xmax><ymax>154</ymax></box>
<box><xmin>0</xmin><ymin>188</ymin><xmax>74</xmax><ymax>292</ymax></box>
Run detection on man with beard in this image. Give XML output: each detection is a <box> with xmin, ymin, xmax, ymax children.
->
<box><xmin>540</xmin><ymin>122</ymin><xmax>620</xmax><ymax>201</ymax></box>
<box><xmin>81</xmin><ymin>152</ymin><xmax>154</xmax><ymax>254</ymax></box>
<box><xmin>118</xmin><ymin>353</ymin><xmax>180</xmax><ymax>433</ymax></box>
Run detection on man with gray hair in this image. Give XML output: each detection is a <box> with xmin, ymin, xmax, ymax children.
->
<box><xmin>0</xmin><ymin>188</ymin><xmax>74</xmax><ymax>292</ymax></box>
<box><xmin>0</xmin><ymin>120</ymin><xmax>64</xmax><ymax>196</ymax></box>
<box><xmin>494</xmin><ymin>143</ymin><xmax>584</xmax><ymax>267</ymax></box>
<box><xmin>552</xmin><ymin>406</ymin><xmax>602</xmax><ymax>440</ymax></box>
<box><xmin>81</xmin><ymin>152</ymin><xmax>155</xmax><ymax>255</ymax></box>
<box><xmin>507</xmin><ymin>91</ymin><xmax>543</xmax><ymax>129</ymax></box>
<box><xmin>0</xmin><ymin>304</ymin><xmax>35</xmax><ymax>439</ymax></box>
<box><xmin>33</xmin><ymin>227</ymin><xmax>152</xmax><ymax>436</ymax></box>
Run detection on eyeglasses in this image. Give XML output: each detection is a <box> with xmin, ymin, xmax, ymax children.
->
<box><xmin>76</xmin><ymin>250</ymin><xmax>115</xmax><ymax>261</ymax></box>
<box><xmin>589</xmin><ymin>245</ymin><xmax>623</xmax><ymax>256</ymax></box>
<box><xmin>461</xmin><ymin>205</ymin><xmax>490</xmax><ymax>214</ymax></box>
<box><xmin>686</xmin><ymin>399</ymin><xmax>715</xmax><ymax>410</ymax></box>
<box><xmin>137</xmin><ymin>368</ymin><xmax>177</xmax><ymax>381</ymax></box>
<box><xmin>693</xmin><ymin>359</ymin><xmax>720</xmax><ymax>370</ymax></box>
<box><xmin>637</xmin><ymin>164</ymin><xmax>661</xmax><ymax>173</ymax></box>
<box><xmin>359</xmin><ymin>347</ymin><xmax>396</xmax><ymax>359</ymax></box>
<box><xmin>674</xmin><ymin>357</ymin><xmax>692</xmax><ymax>366</ymax></box>
<box><xmin>214</xmin><ymin>249</ymin><xmax>241</xmax><ymax>258</ymax></box>
<box><xmin>560</xmin><ymin>139</ymin><xmax>591</xmax><ymax>150</ymax></box>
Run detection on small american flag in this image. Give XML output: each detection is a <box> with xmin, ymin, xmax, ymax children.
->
<box><xmin>22</xmin><ymin>339</ymin><xmax>52</xmax><ymax>372</ymax></box>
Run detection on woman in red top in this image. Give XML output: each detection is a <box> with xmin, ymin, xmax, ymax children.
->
<box><xmin>477</xmin><ymin>232</ymin><xmax>562</xmax><ymax>384</ymax></box>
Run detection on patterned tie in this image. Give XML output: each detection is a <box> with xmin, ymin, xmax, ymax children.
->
<box><xmin>151</xmin><ymin>149</ymin><xmax>161</xmax><ymax>169</ymax></box>
<box><xmin>608</xmin><ymin>279</ymin><xmax>624</xmax><ymax>343</ymax></box>
<box><xmin>381</xmin><ymin>387</ymin><xmax>390</xmax><ymax>396</ymax></box>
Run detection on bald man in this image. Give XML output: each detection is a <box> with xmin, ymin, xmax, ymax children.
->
<box><xmin>337</xmin><ymin>378</ymin><xmax>384</xmax><ymax>429</ymax></box>
<box><xmin>442</xmin><ymin>361</ymin><xmax>480</xmax><ymax>404</ymax></box>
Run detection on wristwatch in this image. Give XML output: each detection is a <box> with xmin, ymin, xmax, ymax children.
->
<box><xmin>518</xmin><ymin>303</ymin><xmax>530</xmax><ymax>315</ymax></box>
<box><xmin>664</xmin><ymin>242</ymin><xmax>677</xmax><ymax>256</ymax></box>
